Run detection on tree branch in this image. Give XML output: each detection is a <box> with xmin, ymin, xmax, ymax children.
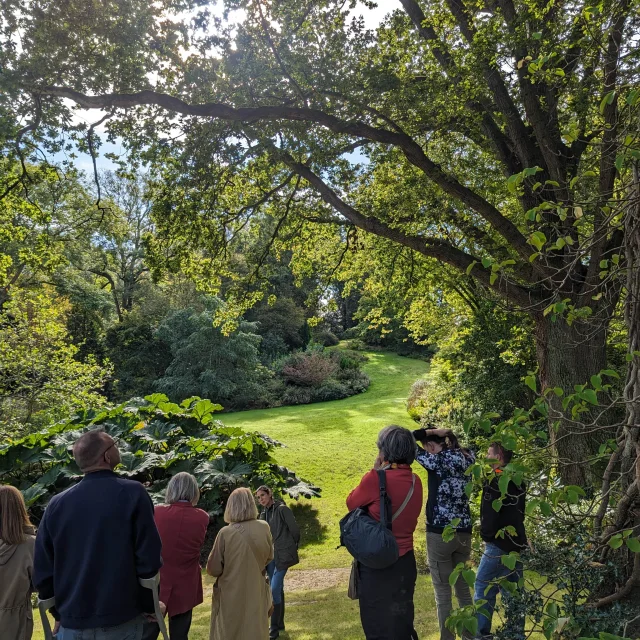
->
<box><xmin>277</xmin><ymin>151</ymin><xmax>538</xmax><ymax>307</ymax></box>
<box><xmin>441</xmin><ymin>0</ymin><xmax>545</xmax><ymax>171</ymax></box>
<box><xmin>398</xmin><ymin>0</ymin><xmax>523</xmax><ymax>177</ymax></box>
<box><xmin>38</xmin><ymin>85</ymin><xmax>539</xmax><ymax>268</ymax></box>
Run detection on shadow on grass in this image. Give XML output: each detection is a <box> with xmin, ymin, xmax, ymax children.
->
<box><xmin>291</xmin><ymin>501</ymin><xmax>330</xmax><ymax>548</ymax></box>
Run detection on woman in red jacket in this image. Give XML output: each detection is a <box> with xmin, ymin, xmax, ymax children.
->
<box><xmin>143</xmin><ymin>472</ymin><xmax>210</xmax><ymax>640</ymax></box>
<box><xmin>347</xmin><ymin>425</ymin><xmax>423</xmax><ymax>640</ymax></box>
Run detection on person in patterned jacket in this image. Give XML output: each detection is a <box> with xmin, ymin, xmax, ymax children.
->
<box><xmin>413</xmin><ymin>427</ymin><xmax>476</xmax><ymax>640</ymax></box>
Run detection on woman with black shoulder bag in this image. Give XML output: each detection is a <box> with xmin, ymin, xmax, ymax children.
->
<box><xmin>346</xmin><ymin>425</ymin><xmax>424</xmax><ymax>640</ymax></box>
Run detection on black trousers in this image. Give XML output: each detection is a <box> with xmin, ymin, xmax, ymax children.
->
<box><xmin>142</xmin><ymin>609</ymin><xmax>193</xmax><ymax>640</ymax></box>
<box><xmin>358</xmin><ymin>551</ymin><xmax>419</xmax><ymax>640</ymax></box>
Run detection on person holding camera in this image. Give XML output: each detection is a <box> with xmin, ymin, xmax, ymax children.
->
<box><xmin>413</xmin><ymin>427</ymin><xmax>475</xmax><ymax>640</ymax></box>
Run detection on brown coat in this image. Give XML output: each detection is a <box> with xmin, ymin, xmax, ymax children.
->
<box><xmin>0</xmin><ymin>527</ymin><xmax>36</xmax><ymax>640</ymax></box>
<box><xmin>207</xmin><ymin>519</ymin><xmax>274</xmax><ymax>640</ymax></box>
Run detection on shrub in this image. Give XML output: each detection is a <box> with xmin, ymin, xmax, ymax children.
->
<box><xmin>154</xmin><ymin>306</ymin><xmax>270</xmax><ymax>410</ymax></box>
<box><xmin>278</xmin><ymin>350</ymin><xmax>339</xmax><ymax>387</ymax></box>
<box><xmin>336</xmin><ymin>368</ymin><xmax>370</xmax><ymax>394</ymax></box>
<box><xmin>313</xmin><ymin>330</ymin><xmax>340</xmax><ymax>347</ymax></box>
<box><xmin>311</xmin><ymin>379</ymin><xmax>351</xmax><ymax>402</ymax></box>
<box><xmin>331</xmin><ymin>349</ymin><xmax>368</xmax><ymax>369</ymax></box>
<box><xmin>406</xmin><ymin>378</ymin><xmax>431</xmax><ymax>423</ymax></box>
<box><xmin>282</xmin><ymin>386</ymin><xmax>313</xmax><ymax>405</ymax></box>
<box><xmin>0</xmin><ymin>394</ymin><xmax>320</xmax><ymax>523</ymax></box>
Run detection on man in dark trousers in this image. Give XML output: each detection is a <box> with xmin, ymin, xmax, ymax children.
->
<box><xmin>474</xmin><ymin>442</ymin><xmax>527</xmax><ymax>640</ymax></box>
<box><xmin>34</xmin><ymin>429</ymin><xmax>163</xmax><ymax>640</ymax></box>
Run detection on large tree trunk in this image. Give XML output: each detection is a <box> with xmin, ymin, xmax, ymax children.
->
<box><xmin>535</xmin><ymin>315</ymin><xmax>612</xmax><ymax>486</ymax></box>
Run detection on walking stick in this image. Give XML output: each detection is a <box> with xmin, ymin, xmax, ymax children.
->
<box><xmin>139</xmin><ymin>574</ymin><xmax>170</xmax><ymax>640</ymax></box>
<box><xmin>37</xmin><ymin>596</ymin><xmax>56</xmax><ymax>640</ymax></box>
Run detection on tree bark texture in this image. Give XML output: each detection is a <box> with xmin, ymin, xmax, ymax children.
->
<box><xmin>535</xmin><ymin>316</ymin><xmax>612</xmax><ymax>486</ymax></box>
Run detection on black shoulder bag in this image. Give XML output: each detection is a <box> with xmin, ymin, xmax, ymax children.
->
<box><xmin>340</xmin><ymin>470</ymin><xmax>415</xmax><ymax>570</ymax></box>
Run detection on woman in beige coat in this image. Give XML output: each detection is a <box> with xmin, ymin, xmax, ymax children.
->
<box><xmin>0</xmin><ymin>485</ymin><xmax>36</xmax><ymax>640</ymax></box>
<box><xmin>207</xmin><ymin>487</ymin><xmax>274</xmax><ymax>640</ymax></box>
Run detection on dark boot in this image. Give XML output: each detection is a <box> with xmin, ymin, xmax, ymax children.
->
<box><xmin>270</xmin><ymin>603</ymin><xmax>283</xmax><ymax>639</ymax></box>
<box><xmin>278</xmin><ymin>592</ymin><xmax>285</xmax><ymax>631</ymax></box>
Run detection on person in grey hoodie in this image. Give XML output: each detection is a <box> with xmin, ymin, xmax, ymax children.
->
<box><xmin>256</xmin><ymin>485</ymin><xmax>300</xmax><ymax>640</ymax></box>
<box><xmin>0</xmin><ymin>485</ymin><xmax>36</xmax><ymax>640</ymax></box>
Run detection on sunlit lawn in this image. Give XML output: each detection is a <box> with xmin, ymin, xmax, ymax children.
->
<box><xmin>30</xmin><ymin>350</ymin><xmax>546</xmax><ymax>639</ymax></box>
<box><xmin>34</xmin><ymin>574</ymin><xmax>442</xmax><ymax>640</ymax></box>
<box><xmin>223</xmin><ymin>349</ymin><xmax>431</xmax><ymax>569</ymax></box>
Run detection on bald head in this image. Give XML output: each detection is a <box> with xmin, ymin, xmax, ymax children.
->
<box><xmin>73</xmin><ymin>430</ymin><xmax>119</xmax><ymax>473</ymax></box>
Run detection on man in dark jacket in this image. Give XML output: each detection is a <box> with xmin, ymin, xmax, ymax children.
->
<box><xmin>34</xmin><ymin>429</ymin><xmax>163</xmax><ymax>639</ymax></box>
<box><xmin>474</xmin><ymin>442</ymin><xmax>527</xmax><ymax>640</ymax></box>
<box><xmin>256</xmin><ymin>485</ymin><xmax>300</xmax><ymax>640</ymax></box>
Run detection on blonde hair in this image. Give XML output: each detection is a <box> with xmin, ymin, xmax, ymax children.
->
<box><xmin>224</xmin><ymin>487</ymin><xmax>258</xmax><ymax>523</ymax></box>
<box><xmin>165</xmin><ymin>472</ymin><xmax>200</xmax><ymax>505</ymax></box>
<box><xmin>0</xmin><ymin>485</ymin><xmax>32</xmax><ymax>545</ymax></box>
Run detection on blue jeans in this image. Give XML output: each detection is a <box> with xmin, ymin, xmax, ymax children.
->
<box><xmin>474</xmin><ymin>543</ymin><xmax>524</xmax><ymax>639</ymax></box>
<box><xmin>56</xmin><ymin>616</ymin><xmax>145</xmax><ymax>640</ymax></box>
<box><xmin>267</xmin><ymin>560</ymin><xmax>288</xmax><ymax>605</ymax></box>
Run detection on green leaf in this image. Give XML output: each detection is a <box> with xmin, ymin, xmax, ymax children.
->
<box><xmin>498</xmin><ymin>472</ymin><xmax>510</xmax><ymax>496</ymax></box>
<box><xmin>582</xmin><ymin>389</ymin><xmax>598</xmax><ymax>405</ymax></box>
<box><xmin>532</xmin><ymin>31</ymin><xmax>542</xmax><ymax>39</ymax></box>
<box><xmin>21</xmin><ymin>483</ymin><xmax>48</xmax><ymax>506</ymax></box>
<box><xmin>501</xmin><ymin>554</ymin><xmax>517</xmax><ymax>570</ymax></box>
<box><xmin>600</xmin><ymin>90</ymin><xmax>616</xmax><ymax>114</ymax></box>
<box><xmin>609</xmin><ymin>535</ymin><xmax>623</xmax><ymax>549</ymax></box>
<box><xmin>528</xmin><ymin>231</ymin><xmax>547</xmax><ymax>251</ymax></box>
<box><xmin>524</xmin><ymin>375</ymin><xmax>537</xmax><ymax>392</ymax></box>
<box><xmin>492</xmin><ymin>498</ymin><xmax>503</xmax><ymax>512</ymax></box>
<box><xmin>540</xmin><ymin>501</ymin><xmax>552</xmax><ymax>516</ymax></box>
<box><xmin>463</xmin><ymin>617</ymin><xmax>479</xmax><ymax>635</ymax></box>
<box><xmin>590</xmin><ymin>375</ymin><xmax>602</xmax><ymax>389</ymax></box>
<box><xmin>462</xmin><ymin>569</ymin><xmax>476</xmax><ymax>587</ymax></box>
<box><xmin>626</xmin><ymin>537</ymin><xmax>640</xmax><ymax>553</ymax></box>
<box><xmin>466</xmin><ymin>261</ymin><xmax>477</xmax><ymax>275</ymax></box>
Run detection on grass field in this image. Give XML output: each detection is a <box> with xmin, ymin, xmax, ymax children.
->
<box><xmin>34</xmin><ymin>350</ymin><xmax>437</xmax><ymax>639</ymax></box>
<box><xmin>32</xmin><ymin>349</ymin><xmax>551</xmax><ymax>639</ymax></box>
<box><xmin>223</xmin><ymin>349</ymin><xmax>431</xmax><ymax>570</ymax></box>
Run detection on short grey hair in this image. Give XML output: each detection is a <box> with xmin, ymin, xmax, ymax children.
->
<box><xmin>165</xmin><ymin>472</ymin><xmax>200</xmax><ymax>505</ymax></box>
<box><xmin>377</xmin><ymin>425</ymin><xmax>416</xmax><ymax>465</ymax></box>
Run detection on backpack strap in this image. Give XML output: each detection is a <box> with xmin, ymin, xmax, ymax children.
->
<box><xmin>377</xmin><ymin>470</ymin><xmax>392</xmax><ymax>531</ymax></box>
<box><xmin>392</xmin><ymin>474</ymin><xmax>416</xmax><ymax>522</ymax></box>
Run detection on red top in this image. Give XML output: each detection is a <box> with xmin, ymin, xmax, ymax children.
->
<box><xmin>347</xmin><ymin>466</ymin><xmax>423</xmax><ymax>556</ymax></box>
<box><xmin>154</xmin><ymin>503</ymin><xmax>209</xmax><ymax>617</ymax></box>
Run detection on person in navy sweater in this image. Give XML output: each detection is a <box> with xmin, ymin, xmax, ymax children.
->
<box><xmin>34</xmin><ymin>429</ymin><xmax>163</xmax><ymax>640</ymax></box>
